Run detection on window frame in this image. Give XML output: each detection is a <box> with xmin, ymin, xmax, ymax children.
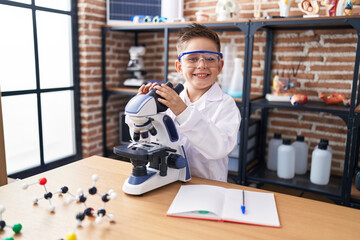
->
<box><xmin>0</xmin><ymin>0</ymin><xmax>82</xmax><ymax>178</ymax></box>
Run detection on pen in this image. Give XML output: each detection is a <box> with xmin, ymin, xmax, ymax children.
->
<box><xmin>241</xmin><ymin>190</ymin><xmax>246</xmax><ymax>214</ymax></box>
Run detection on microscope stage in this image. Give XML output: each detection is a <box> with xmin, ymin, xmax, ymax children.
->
<box><xmin>114</xmin><ymin>142</ymin><xmax>173</xmax><ymax>160</ymax></box>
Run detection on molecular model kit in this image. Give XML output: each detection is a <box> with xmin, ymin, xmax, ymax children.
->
<box><xmin>0</xmin><ymin>205</ymin><xmax>22</xmax><ymax>240</ymax></box>
<box><xmin>21</xmin><ymin>174</ymin><xmax>117</xmax><ymax>240</ymax></box>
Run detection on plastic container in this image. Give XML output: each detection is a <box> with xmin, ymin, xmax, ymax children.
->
<box><xmin>292</xmin><ymin>135</ymin><xmax>309</xmax><ymax>175</ymax></box>
<box><xmin>277</xmin><ymin>138</ymin><xmax>295</xmax><ymax>179</ymax></box>
<box><xmin>310</xmin><ymin>142</ymin><xmax>332</xmax><ymax>185</ymax></box>
<box><xmin>267</xmin><ymin>133</ymin><xmax>282</xmax><ymax>171</ymax></box>
<box><xmin>161</xmin><ymin>0</ymin><xmax>184</xmax><ymax>22</ymax></box>
<box><xmin>228</xmin><ymin>57</ymin><xmax>243</xmax><ymax>98</ymax></box>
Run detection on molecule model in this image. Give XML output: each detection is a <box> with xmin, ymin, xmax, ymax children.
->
<box><xmin>66</xmin><ymin>174</ymin><xmax>118</xmax><ymax>225</ymax></box>
<box><xmin>0</xmin><ymin>205</ymin><xmax>22</xmax><ymax>240</ymax></box>
<box><xmin>22</xmin><ymin>177</ymin><xmax>75</xmax><ymax>212</ymax></box>
<box><xmin>62</xmin><ymin>174</ymin><xmax>117</xmax><ymax>240</ymax></box>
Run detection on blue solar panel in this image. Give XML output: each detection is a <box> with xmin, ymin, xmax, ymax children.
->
<box><xmin>107</xmin><ymin>0</ymin><xmax>161</xmax><ymax>22</ymax></box>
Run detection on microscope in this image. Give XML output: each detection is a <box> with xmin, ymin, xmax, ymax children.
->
<box><xmin>124</xmin><ymin>46</ymin><xmax>147</xmax><ymax>87</ymax></box>
<box><xmin>114</xmin><ymin>82</ymin><xmax>191</xmax><ymax>195</ymax></box>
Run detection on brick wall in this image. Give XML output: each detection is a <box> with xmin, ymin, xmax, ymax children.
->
<box><xmin>78</xmin><ymin>0</ymin><xmax>104</xmax><ymax>157</ymax></box>
<box><xmin>78</xmin><ymin>0</ymin><xmax>132</xmax><ymax>157</ymax></box>
<box><xmin>79</xmin><ymin>0</ymin><xmax>359</xmax><ymax>175</ymax></box>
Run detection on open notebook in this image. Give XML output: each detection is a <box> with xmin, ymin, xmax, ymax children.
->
<box><xmin>167</xmin><ymin>185</ymin><xmax>280</xmax><ymax>228</ymax></box>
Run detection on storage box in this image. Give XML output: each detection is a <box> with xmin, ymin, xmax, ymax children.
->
<box><xmin>228</xmin><ymin>150</ymin><xmax>256</xmax><ymax>172</ymax></box>
<box><xmin>107</xmin><ymin>0</ymin><xmax>161</xmax><ymax>24</ymax></box>
<box><xmin>228</xmin><ymin>119</ymin><xmax>260</xmax><ymax>172</ymax></box>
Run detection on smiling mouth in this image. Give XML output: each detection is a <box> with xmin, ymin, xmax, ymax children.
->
<box><xmin>193</xmin><ymin>73</ymin><xmax>210</xmax><ymax>77</ymax></box>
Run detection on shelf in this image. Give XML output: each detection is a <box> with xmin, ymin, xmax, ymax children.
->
<box><xmin>104</xmin><ymin>20</ymin><xmax>249</xmax><ymax>32</ymax></box>
<box><xmin>247</xmin><ymin>164</ymin><xmax>342</xmax><ymax>199</ymax></box>
<box><xmin>104</xmin><ymin>16</ymin><xmax>360</xmax><ymax>33</ymax></box>
<box><xmin>251</xmin><ymin>98</ymin><xmax>350</xmax><ymax>122</ymax></box>
<box><xmin>106</xmin><ymin>87</ymin><xmax>138</xmax><ymax>96</ymax></box>
<box><xmin>250</xmin><ymin>15</ymin><xmax>360</xmax><ymax>31</ymax></box>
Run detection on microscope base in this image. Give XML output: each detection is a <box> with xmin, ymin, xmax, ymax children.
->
<box><xmin>122</xmin><ymin>167</ymin><xmax>187</xmax><ymax>195</ymax></box>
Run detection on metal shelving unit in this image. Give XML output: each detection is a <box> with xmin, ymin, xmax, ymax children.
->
<box><xmin>241</xmin><ymin>16</ymin><xmax>360</xmax><ymax>206</ymax></box>
<box><xmin>101</xmin><ymin>17</ymin><xmax>360</xmax><ymax>206</ymax></box>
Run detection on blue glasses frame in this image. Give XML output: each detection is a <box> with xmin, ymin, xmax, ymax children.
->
<box><xmin>178</xmin><ymin>51</ymin><xmax>223</xmax><ymax>61</ymax></box>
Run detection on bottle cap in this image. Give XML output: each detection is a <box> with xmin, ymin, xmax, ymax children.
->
<box><xmin>320</xmin><ymin>139</ymin><xmax>329</xmax><ymax>145</ymax></box>
<box><xmin>274</xmin><ymin>133</ymin><xmax>282</xmax><ymax>139</ymax></box>
<box><xmin>283</xmin><ymin>138</ymin><xmax>291</xmax><ymax>145</ymax></box>
<box><xmin>296</xmin><ymin>135</ymin><xmax>304</xmax><ymax>142</ymax></box>
<box><xmin>318</xmin><ymin>142</ymin><xmax>328</xmax><ymax>150</ymax></box>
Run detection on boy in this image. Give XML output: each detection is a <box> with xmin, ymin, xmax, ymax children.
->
<box><xmin>136</xmin><ymin>23</ymin><xmax>241</xmax><ymax>182</ymax></box>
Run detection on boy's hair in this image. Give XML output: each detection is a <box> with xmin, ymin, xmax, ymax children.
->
<box><xmin>176</xmin><ymin>23</ymin><xmax>221</xmax><ymax>54</ymax></box>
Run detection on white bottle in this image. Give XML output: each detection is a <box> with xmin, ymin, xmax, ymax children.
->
<box><xmin>161</xmin><ymin>0</ymin><xmax>184</xmax><ymax>22</ymax></box>
<box><xmin>310</xmin><ymin>142</ymin><xmax>332</xmax><ymax>185</ymax></box>
<box><xmin>228</xmin><ymin>58</ymin><xmax>243</xmax><ymax>98</ymax></box>
<box><xmin>267</xmin><ymin>133</ymin><xmax>282</xmax><ymax>171</ymax></box>
<box><xmin>292</xmin><ymin>135</ymin><xmax>309</xmax><ymax>175</ymax></box>
<box><xmin>277</xmin><ymin>138</ymin><xmax>295</xmax><ymax>179</ymax></box>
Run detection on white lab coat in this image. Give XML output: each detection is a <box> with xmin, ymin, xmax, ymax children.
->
<box><xmin>167</xmin><ymin>82</ymin><xmax>241</xmax><ymax>182</ymax></box>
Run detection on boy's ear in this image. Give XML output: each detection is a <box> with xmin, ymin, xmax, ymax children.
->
<box><xmin>175</xmin><ymin>60</ymin><xmax>183</xmax><ymax>75</ymax></box>
<box><xmin>218</xmin><ymin>60</ymin><xmax>224</xmax><ymax>73</ymax></box>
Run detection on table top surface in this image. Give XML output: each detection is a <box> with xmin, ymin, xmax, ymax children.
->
<box><xmin>0</xmin><ymin>156</ymin><xmax>359</xmax><ymax>240</ymax></box>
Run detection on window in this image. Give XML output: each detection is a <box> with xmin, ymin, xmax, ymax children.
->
<box><xmin>0</xmin><ymin>0</ymin><xmax>81</xmax><ymax>178</ymax></box>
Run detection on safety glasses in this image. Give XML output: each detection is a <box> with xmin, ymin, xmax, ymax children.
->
<box><xmin>178</xmin><ymin>51</ymin><xmax>223</xmax><ymax>68</ymax></box>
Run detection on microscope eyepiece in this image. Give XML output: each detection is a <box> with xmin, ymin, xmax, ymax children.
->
<box><xmin>165</xmin><ymin>82</ymin><xmax>173</xmax><ymax>88</ymax></box>
<box><xmin>163</xmin><ymin>82</ymin><xmax>184</xmax><ymax>95</ymax></box>
<box><xmin>173</xmin><ymin>83</ymin><xmax>184</xmax><ymax>95</ymax></box>
<box><xmin>147</xmin><ymin>82</ymin><xmax>184</xmax><ymax>113</ymax></box>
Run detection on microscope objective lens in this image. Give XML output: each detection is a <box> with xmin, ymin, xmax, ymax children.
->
<box><xmin>134</xmin><ymin>132</ymin><xmax>140</xmax><ymax>141</ymax></box>
<box><xmin>149</xmin><ymin>126</ymin><xmax>157</xmax><ymax>136</ymax></box>
<box><xmin>141</xmin><ymin>131</ymin><xmax>149</xmax><ymax>139</ymax></box>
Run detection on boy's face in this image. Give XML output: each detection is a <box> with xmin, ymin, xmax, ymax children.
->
<box><xmin>176</xmin><ymin>37</ymin><xmax>224</xmax><ymax>94</ymax></box>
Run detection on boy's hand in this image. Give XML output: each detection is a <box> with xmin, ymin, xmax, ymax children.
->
<box><xmin>137</xmin><ymin>82</ymin><xmax>158</xmax><ymax>95</ymax></box>
<box><xmin>156</xmin><ymin>84</ymin><xmax>187</xmax><ymax>116</ymax></box>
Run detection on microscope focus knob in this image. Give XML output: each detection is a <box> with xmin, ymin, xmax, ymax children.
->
<box><xmin>168</xmin><ymin>154</ymin><xmax>186</xmax><ymax>169</ymax></box>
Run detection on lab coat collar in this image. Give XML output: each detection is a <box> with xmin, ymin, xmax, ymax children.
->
<box><xmin>180</xmin><ymin>82</ymin><xmax>224</xmax><ymax>110</ymax></box>
<box><xmin>206</xmin><ymin>82</ymin><xmax>224</xmax><ymax>102</ymax></box>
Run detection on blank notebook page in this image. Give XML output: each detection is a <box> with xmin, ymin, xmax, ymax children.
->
<box><xmin>222</xmin><ymin>189</ymin><xmax>280</xmax><ymax>227</ymax></box>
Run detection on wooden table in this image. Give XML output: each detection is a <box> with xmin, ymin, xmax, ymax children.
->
<box><xmin>0</xmin><ymin>156</ymin><xmax>359</xmax><ymax>239</ymax></box>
